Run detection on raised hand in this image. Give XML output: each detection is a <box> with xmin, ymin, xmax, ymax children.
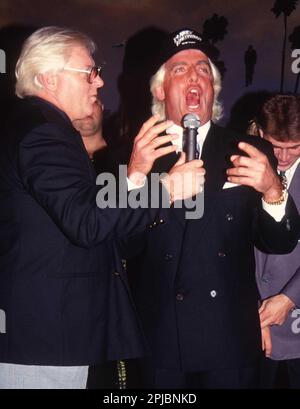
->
<box><xmin>128</xmin><ymin>114</ymin><xmax>178</xmax><ymax>185</ymax></box>
<box><xmin>226</xmin><ymin>142</ymin><xmax>283</xmax><ymax>201</ymax></box>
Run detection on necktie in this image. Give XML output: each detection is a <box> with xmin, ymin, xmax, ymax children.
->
<box><xmin>279</xmin><ymin>170</ymin><xmax>287</xmax><ymax>189</ymax></box>
<box><xmin>195</xmin><ymin>143</ymin><xmax>200</xmax><ymax>159</ymax></box>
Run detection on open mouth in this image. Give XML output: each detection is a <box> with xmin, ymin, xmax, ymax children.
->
<box><xmin>186</xmin><ymin>87</ymin><xmax>200</xmax><ymax>109</ymax></box>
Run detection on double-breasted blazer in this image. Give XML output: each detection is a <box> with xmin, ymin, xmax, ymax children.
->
<box><xmin>123</xmin><ymin>123</ymin><xmax>300</xmax><ymax>372</ymax></box>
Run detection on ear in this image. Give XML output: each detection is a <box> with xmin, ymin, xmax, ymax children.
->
<box><xmin>37</xmin><ymin>72</ymin><xmax>58</xmax><ymax>92</ymax></box>
<box><xmin>154</xmin><ymin>85</ymin><xmax>165</xmax><ymax>102</ymax></box>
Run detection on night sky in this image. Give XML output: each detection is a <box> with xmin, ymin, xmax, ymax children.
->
<box><xmin>1</xmin><ymin>0</ymin><xmax>300</xmax><ymax>123</ymax></box>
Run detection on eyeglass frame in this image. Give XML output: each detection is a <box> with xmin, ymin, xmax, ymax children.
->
<box><xmin>63</xmin><ymin>65</ymin><xmax>102</xmax><ymax>84</ymax></box>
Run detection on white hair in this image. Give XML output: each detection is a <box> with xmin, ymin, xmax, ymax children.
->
<box><xmin>150</xmin><ymin>58</ymin><xmax>223</xmax><ymax>122</ymax></box>
<box><xmin>15</xmin><ymin>26</ymin><xmax>96</xmax><ymax>98</ymax></box>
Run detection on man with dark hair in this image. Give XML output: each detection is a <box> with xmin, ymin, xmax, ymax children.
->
<box><xmin>255</xmin><ymin>94</ymin><xmax>300</xmax><ymax>389</ymax></box>
<box><xmin>122</xmin><ymin>30</ymin><xmax>300</xmax><ymax>389</ymax></box>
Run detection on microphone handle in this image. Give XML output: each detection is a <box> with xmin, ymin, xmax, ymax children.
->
<box><xmin>184</xmin><ymin>128</ymin><xmax>198</xmax><ymax>161</ymax></box>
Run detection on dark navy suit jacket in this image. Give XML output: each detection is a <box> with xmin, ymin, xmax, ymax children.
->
<box><xmin>0</xmin><ymin>96</ymin><xmax>168</xmax><ymax>366</ymax></box>
<box><xmin>123</xmin><ymin>123</ymin><xmax>300</xmax><ymax>372</ymax></box>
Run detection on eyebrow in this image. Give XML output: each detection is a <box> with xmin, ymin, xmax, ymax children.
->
<box><xmin>169</xmin><ymin>60</ymin><xmax>211</xmax><ymax>70</ymax></box>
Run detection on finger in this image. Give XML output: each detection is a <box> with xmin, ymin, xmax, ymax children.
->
<box><xmin>135</xmin><ymin>114</ymin><xmax>161</xmax><ymax>141</ymax></box>
<box><xmin>175</xmin><ymin>151</ymin><xmax>186</xmax><ymax>166</ymax></box>
<box><xmin>151</xmin><ymin>134</ymin><xmax>178</xmax><ymax>149</ymax></box>
<box><xmin>153</xmin><ymin>145</ymin><xmax>177</xmax><ymax>159</ymax></box>
<box><xmin>259</xmin><ymin>309</ymin><xmax>267</xmax><ymax>321</ymax></box>
<box><xmin>227</xmin><ymin>165</ymin><xmax>258</xmax><ymax>178</ymax></box>
<box><xmin>259</xmin><ymin>306</ymin><xmax>266</xmax><ymax>315</ymax></box>
<box><xmin>260</xmin><ymin>317</ymin><xmax>273</xmax><ymax>328</ymax></box>
<box><xmin>189</xmin><ymin>159</ymin><xmax>204</xmax><ymax>168</ymax></box>
<box><xmin>238</xmin><ymin>142</ymin><xmax>265</xmax><ymax>160</ymax></box>
<box><xmin>226</xmin><ymin>175</ymin><xmax>255</xmax><ymax>186</ymax></box>
<box><xmin>259</xmin><ymin>300</ymin><xmax>267</xmax><ymax>314</ymax></box>
<box><xmin>137</xmin><ymin>118</ymin><xmax>174</xmax><ymax>144</ymax></box>
<box><xmin>262</xmin><ymin>332</ymin><xmax>265</xmax><ymax>350</ymax></box>
<box><xmin>264</xmin><ymin>335</ymin><xmax>272</xmax><ymax>357</ymax></box>
<box><xmin>230</xmin><ymin>155</ymin><xmax>258</xmax><ymax>169</ymax></box>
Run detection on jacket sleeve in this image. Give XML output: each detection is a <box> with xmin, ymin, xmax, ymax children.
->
<box><xmin>254</xmin><ymin>194</ymin><xmax>300</xmax><ymax>254</ymax></box>
<box><xmin>282</xmin><ymin>265</ymin><xmax>300</xmax><ymax>308</ymax></box>
<box><xmin>18</xmin><ymin>122</ymin><xmax>169</xmax><ymax>248</ymax></box>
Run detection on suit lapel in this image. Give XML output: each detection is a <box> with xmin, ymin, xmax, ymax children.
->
<box><xmin>201</xmin><ymin>123</ymin><xmax>230</xmax><ymax>194</ymax></box>
<box><xmin>151</xmin><ymin>149</ymin><xmax>186</xmax><ymax>227</ymax></box>
<box><xmin>180</xmin><ymin>124</ymin><xmax>244</xmax><ymax>247</ymax></box>
<box><xmin>169</xmin><ymin>124</ymin><xmax>233</xmax><ymax>259</ymax></box>
<box><xmin>196</xmin><ymin>123</ymin><xmax>231</xmax><ymax>231</ymax></box>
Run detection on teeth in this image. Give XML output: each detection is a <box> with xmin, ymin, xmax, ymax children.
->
<box><xmin>188</xmin><ymin>105</ymin><xmax>199</xmax><ymax>109</ymax></box>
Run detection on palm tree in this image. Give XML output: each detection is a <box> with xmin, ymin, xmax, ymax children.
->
<box><xmin>202</xmin><ymin>14</ymin><xmax>228</xmax><ymax>44</ymax></box>
<box><xmin>289</xmin><ymin>25</ymin><xmax>300</xmax><ymax>93</ymax></box>
<box><xmin>271</xmin><ymin>0</ymin><xmax>299</xmax><ymax>92</ymax></box>
<box><xmin>202</xmin><ymin>14</ymin><xmax>228</xmax><ymax>78</ymax></box>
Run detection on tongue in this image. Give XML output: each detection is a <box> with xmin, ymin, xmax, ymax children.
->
<box><xmin>186</xmin><ymin>92</ymin><xmax>199</xmax><ymax>106</ymax></box>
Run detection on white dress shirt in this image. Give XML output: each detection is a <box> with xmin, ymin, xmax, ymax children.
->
<box><xmin>167</xmin><ymin>120</ymin><xmax>211</xmax><ymax>158</ymax></box>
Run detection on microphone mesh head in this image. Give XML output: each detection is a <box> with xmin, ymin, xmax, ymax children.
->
<box><xmin>183</xmin><ymin>113</ymin><xmax>200</xmax><ymax>129</ymax></box>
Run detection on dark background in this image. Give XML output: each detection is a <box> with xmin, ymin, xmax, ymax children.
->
<box><xmin>0</xmin><ymin>0</ymin><xmax>299</xmax><ymax>127</ymax></box>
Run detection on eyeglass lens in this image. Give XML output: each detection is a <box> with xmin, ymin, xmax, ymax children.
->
<box><xmin>89</xmin><ymin>66</ymin><xmax>102</xmax><ymax>83</ymax></box>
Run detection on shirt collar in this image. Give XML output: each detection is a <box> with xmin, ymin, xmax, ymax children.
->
<box><xmin>167</xmin><ymin>120</ymin><xmax>211</xmax><ymax>154</ymax></box>
<box><xmin>281</xmin><ymin>157</ymin><xmax>300</xmax><ymax>188</ymax></box>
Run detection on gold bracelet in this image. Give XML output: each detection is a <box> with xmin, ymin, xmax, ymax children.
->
<box><xmin>262</xmin><ymin>189</ymin><xmax>287</xmax><ymax>205</ymax></box>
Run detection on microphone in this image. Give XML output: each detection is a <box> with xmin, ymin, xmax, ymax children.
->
<box><xmin>182</xmin><ymin>113</ymin><xmax>201</xmax><ymax>161</ymax></box>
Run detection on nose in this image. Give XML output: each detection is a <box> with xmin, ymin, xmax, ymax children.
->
<box><xmin>277</xmin><ymin>148</ymin><xmax>289</xmax><ymax>163</ymax></box>
<box><xmin>187</xmin><ymin>65</ymin><xmax>198</xmax><ymax>82</ymax></box>
<box><xmin>94</xmin><ymin>75</ymin><xmax>104</xmax><ymax>89</ymax></box>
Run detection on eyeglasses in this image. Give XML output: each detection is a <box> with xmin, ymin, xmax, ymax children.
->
<box><xmin>63</xmin><ymin>65</ymin><xmax>102</xmax><ymax>84</ymax></box>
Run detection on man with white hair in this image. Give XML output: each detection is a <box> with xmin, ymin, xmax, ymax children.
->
<box><xmin>0</xmin><ymin>26</ymin><xmax>203</xmax><ymax>389</ymax></box>
<box><xmin>123</xmin><ymin>28</ymin><xmax>300</xmax><ymax>388</ymax></box>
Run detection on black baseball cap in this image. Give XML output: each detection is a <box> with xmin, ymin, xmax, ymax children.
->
<box><xmin>156</xmin><ymin>28</ymin><xmax>216</xmax><ymax>69</ymax></box>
